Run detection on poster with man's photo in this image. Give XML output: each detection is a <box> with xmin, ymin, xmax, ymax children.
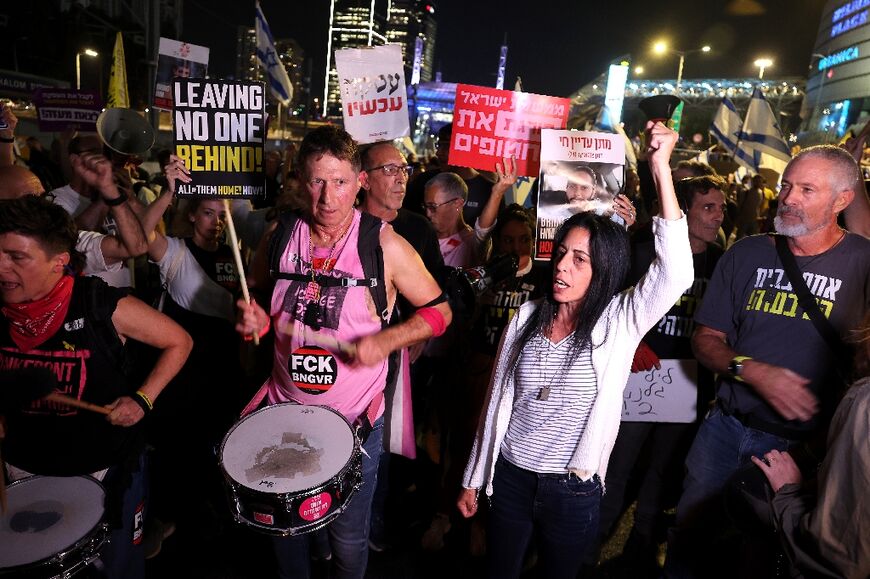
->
<box><xmin>154</xmin><ymin>38</ymin><xmax>210</xmax><ymax>111</ymax></box>
<box><xmin>535</xmin><ymin>129</ymin><xmax>625</xmax><ymax>261</ymax></box>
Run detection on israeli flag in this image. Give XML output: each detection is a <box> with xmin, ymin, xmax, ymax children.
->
<box><xmin>256</xmin><ymin>2</ymin><xmax>293</xmax><ymax>106</ymax></box>
<box><xmin>710</xmin><ymin>96</ymin><xmax>758</xmax><ymax>172</ymax></box>
<box><xmin>738</xmin><ymin>87</ymin><xmax>791</xmax><ymax>162</ymax></box>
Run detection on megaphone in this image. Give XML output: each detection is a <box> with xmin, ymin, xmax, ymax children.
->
<box><xmin>96</xmin><ymin>108</ymin><xmax>155</xmax><ymax>157</ymax></box>
<box><xmin>638</xmin><ymin>95</ymin><xmax>682</xmax><ymax>124</ymax></box>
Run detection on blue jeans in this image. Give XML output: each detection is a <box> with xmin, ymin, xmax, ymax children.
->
<box><xmin>487</xmin><ymin>456</ymin><xmax>601</xmax><ymax>579</ymax></box>
<box><xmin>664</xmin><ymin>407</ymin><xmax>792</xmax><ymax>578</ymax></box>
<box><xmin>272</xmin><ymin>418</ymin><xmax>383</xmax><ymax>579</ymax></box>
<box><xmin>99</xmin><ymin>452</ymin><xmax>147</xmax><ymax>579</ymax></box>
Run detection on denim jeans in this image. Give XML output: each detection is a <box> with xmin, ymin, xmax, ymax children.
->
<box><xmin>272</xmin><ymin>418</ymin><xmax>383</xmax><ymax>579</ymax></box>
<box><xmin>487</xmin><ymin>456</ymin><xmax>602</xmax><ymax>579</ymax></box>
<box><xmin>98</xmin><ymin>452</ymin><xmax>147</xmax><ymax>579</ymax></box>
<box><xmin>664</xmin><ymin>407</ymin><xmax>792</xmax><ymax>578</ymax></box>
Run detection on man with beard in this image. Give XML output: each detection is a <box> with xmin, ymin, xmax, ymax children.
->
<box><xmin>665</xmin><ymin>145</ymin><xmax>870</xmax><ymax>578</ymax></box>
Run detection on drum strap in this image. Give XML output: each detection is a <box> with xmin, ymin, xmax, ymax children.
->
<box><xmin>355</xmin><ymin>390</ymin><xmax>384</xmax><ymax>445</ymax></box>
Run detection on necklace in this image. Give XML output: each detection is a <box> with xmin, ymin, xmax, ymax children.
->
<box><xmin>302</xmin><ymin>214</ymin><xmax>354</xmax><ymax>330</ymax></box>
<box><xmin>535</xmin><ymin>322</ymin><xmax>560</xmax><ymax>401</ymax></box>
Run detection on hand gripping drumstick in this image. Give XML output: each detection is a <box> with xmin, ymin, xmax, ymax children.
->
<box><xmin>275</xmin><ymin>320</ymin><xmax>357</xmax><ymax>358</ymax></box>
<box><xmin>223</xmin><ymin>199</ymin><xmax>259</xmax><ymax>346</ymax></box>
<box><xmin>0</xmin><ymin>367</ymin><xmax>112</xmax><ymax>416</ymax></box>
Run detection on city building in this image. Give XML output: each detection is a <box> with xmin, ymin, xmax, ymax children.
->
<box><xmin>323</xmin><ymin>0</ymin><xmax>389</xmax><ymax>116</ymax></box>
<box><xmin>385</xmin><ymin>1</ymin><xmax>437</xmax><ymax>84</ymax></box>
<box><xmin>801</xmin><ymin>0</ymin><xmax>870</xmax><ymax>142</ymax></box>
<box><xmin>235</xmin><ymin>28</ymin><xmax>305</xmax><ymax>110</ymax></box>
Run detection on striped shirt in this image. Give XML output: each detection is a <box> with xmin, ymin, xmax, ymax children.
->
<box><xmin>501</xmin><ymin>332</ymin><xmax>597</xmax><ymax>473</ymax></box>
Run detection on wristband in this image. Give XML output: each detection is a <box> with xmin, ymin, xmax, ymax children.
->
<box><xmin>0</xmin><ymin>136</ymin><xmax>14</xmax><ymax>144</ymax></box>
<box><xmin>417</xmin><ymin>306</ymin><xmax>447</xmax><ymax>337</ymax></box>
<box><xmin>133</xmin><ymin>390</ymin><xmax>153</xmax><ymax>414</ymax></box>
<box><xmin>103</xmin><ymin>194</ymin><xmax>127</xmax><ymax>207</ymax></box>
<box><xmin>244</xmin><ymin>316</ymin><xmax>271</xmax><ymax>342</ymax></box>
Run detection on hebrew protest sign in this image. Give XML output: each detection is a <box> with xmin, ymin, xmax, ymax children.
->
<box><xmin>449</xmin><ymin>84</ymin><xmax>570</xmax><ymax>177</ymax></box>
<box><xmin>535</xmin><ymin>129</ymin><xmax>625</xmax><ymax>260</ymax></box>
<box><xmin>336</xmin><ymin>44</ymin><xmax>409</xmax><ymax>144</ymax></box>
<box><xmin>33</xmin><ymin>90</ymin><xmax>102</xmax><ymax>132</ymax></box>
<box><xmin>622</xmin><ymin>359</ymin><xmax>698</xmax><ymax>423</ymax></box>
<box><xmin>172</xmin><ymin>79</ymin><xmax>266</xmax><ymax>199</ymax></box>
<box><xmin>155</xmin><ymin>38</ymin><xmax>210</xmax><ymax>111</ymax></box>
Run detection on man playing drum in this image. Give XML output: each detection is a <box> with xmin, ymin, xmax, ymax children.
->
<box><xmin>237</xmin><ymin>125</ymin><xmax>451</xmax><ymax>579</ymax></box>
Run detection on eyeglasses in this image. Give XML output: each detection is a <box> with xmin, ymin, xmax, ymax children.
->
<box><xmin>422</xmin><ymin>198</ymin><xmax>461</xmax><ymax>212</ymax></box>
<box><xmin>365</xmin><ymin>163</ymin><xmax>414</xmax><ymax>178</ymax></box>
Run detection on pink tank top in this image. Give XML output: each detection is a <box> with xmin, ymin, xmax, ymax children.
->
<box><xmin>267</xmin><ymin>210</ymin><xmax>387</xmax><ymax>422</ymax></box>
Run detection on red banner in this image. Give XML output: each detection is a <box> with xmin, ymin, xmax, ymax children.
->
<box><xmin>449</xmin><ymin>84</ymin><xmax>571</xmax><ymax>177</ymax></box>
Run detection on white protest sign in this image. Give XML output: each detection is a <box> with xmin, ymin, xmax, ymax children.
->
<box><xmin>335</xmin><ymin>44</ymin><xmax>409</xmax><ymax>144</ymax></box>
<box><xmin>621</xmin><ymin>359</ymin><xmax>698</xmax><ymax>423</ymax></box>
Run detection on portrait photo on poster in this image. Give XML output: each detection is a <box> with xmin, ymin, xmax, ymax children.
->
<box><xmin>536</xmin><ymin>159</ymin><xmax>625</xmax><ymax>221</ymax></box>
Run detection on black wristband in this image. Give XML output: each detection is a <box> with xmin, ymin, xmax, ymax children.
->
<box><xmin>0</xmin><ymin>136</ymin><xmax>14</xmax><ymax>143</ymax></box>
<box><xmin>103</xmin><ymin>194</ymin><xmax>128</xmax><ymax>207</ymax></box>
<box><xmin>130</xmin><ymin>392</ymin><xmax>151</xmax><ymax>415</ymax></box>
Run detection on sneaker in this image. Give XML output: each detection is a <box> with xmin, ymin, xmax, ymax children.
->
<box><xmin>421</xmin><ymin>513</ymin><xmax>451</xmax><ymax>551</ymax></box>
<box><xmin>143</xmin><ymin>519</ymin><xmax>176</xmax><ymax>560</ymax></box>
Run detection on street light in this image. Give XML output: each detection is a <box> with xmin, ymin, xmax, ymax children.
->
<box><xmin>652</xmin><ymin>41</ymin><xmax>711</xmax><ymax>94</ymax></box>
<box><xmin>754</xmin><ymin>58</ymin><xmax>773</xmax><ymax>80</ymax></box>
<box><xmin>76</xmin><ymin>48</ymin><xmax>99</xmax><ymax>90</ymax></box>
<box><xmin>634</xmin><ymin>65</ymin><xmax>645</xmax><ymax>75</ymax></box>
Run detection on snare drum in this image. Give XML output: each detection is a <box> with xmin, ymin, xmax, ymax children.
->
<box><xmin>0</xmin><ymin>476</ymin><xmax>109</xmax><ymax>578</ymax></box>
<box><xmin>219</xmin><ymin>403</ymin><xmax>362</xmax><ymax>536</ymax></box>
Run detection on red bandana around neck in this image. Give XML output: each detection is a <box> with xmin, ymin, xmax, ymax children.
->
<box><xmin>2</xmin><ymin>275</ymin><xmax>75</xmax><ymax>352</ymax></box>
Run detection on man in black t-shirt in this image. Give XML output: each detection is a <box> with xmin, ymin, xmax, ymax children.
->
<box><xmin>360</xmin><ymin>141</ymin><xmax>443</xmax><ymax>277</ymax></box>
<box><xmin>596</xmin><ymin>176</ymin><xmax>726</xmax><ymax>574</ymax></box>
<box><xmin>665</xmin><ymin>146</ymin><xmax>870</xmax><ymax>578</ymax></box>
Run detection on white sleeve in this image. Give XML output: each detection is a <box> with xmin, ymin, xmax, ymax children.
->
<box><xmin>154</xmin><ymin>237</ymin><xmax>236</xmax><ymax>323</ymax></box>
<box><xmin>76</xmin><ymin>231</ymin><xmax>123</xmax><ymax>276</ymax></box>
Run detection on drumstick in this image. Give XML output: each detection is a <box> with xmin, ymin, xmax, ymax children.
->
<box><xmin>275</xmin><ymin>320</ymin><xmax>357</xmax><ymax>358</ymax></box>
<box><xmin>44</xmin><ymin>393</ymin><xmax>112</xmax><ymax>415</ymax></box>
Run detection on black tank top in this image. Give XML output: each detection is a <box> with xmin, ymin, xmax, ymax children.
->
<box><xmin>0</xmin><ymin>276</ymin><xmax>141</xmax><ymax>475</ymax></box>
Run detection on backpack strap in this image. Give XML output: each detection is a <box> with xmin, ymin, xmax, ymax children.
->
<box><xmin>268</xmin><ymin>210</ymin><xmax>388</xmax><ymax>328</ymax></box>
<box><xmin>267</xmin><ymin>209</ymin><xmax>301</xmax><ymax>280</ymax></box>
<box><xmin>358</xmin><ymin>212</ymin><xmax>389</xmax><ymax>329</ymax></box>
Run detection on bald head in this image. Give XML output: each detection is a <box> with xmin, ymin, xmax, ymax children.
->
<box><xmin>0</xmin><ymin>165</ymin><xmax>45</xmax><ymax>200</ymax></box>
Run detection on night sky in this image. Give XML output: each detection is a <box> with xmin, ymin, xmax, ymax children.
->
<box><xmin>182</xmin><ymin>0</ymin><xmax>827</xmax><ymax>98</ymax></box>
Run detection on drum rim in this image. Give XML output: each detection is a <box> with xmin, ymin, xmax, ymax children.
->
<box><xmin>219</xmin><ymin>403</ymin><xmax>360</xmax><ymax>494</ymax></box>
<box><xmin>0</xmin><ymin>475</ymin><xmax>108</xmax><ymax>572</ymax></box>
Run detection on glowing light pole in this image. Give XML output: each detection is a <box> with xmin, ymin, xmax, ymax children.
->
<box><xmin>652</xmin><ymin>41</ymin><xmax>711</xmax><ymax>94</ymax></box>
<box><xmin>754</xmin><ymin>57</ymin><xmax>773</xmax><ymax>80</ymax></box>
<box><xmin>76</xmin><ymin>48</ymin><xmax>99</xmax><ymax>90</ymax></box>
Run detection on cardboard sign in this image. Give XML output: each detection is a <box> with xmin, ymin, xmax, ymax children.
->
<box><xmin>449</xmin><ymin>84</ymin><xmax>570</xmax><ymax>177</ymax></box>
<box><xmin>33</xmin><ymin>90</ymin><xmax>102</xmax><ymax>132</ymax></box>
<box><xmin>155</xmin><ymin>38</ymin><xmax>210</xmax><ymax>111</ymax></box>
<box><xmin>535</xmin><ymin>129</ymin><xmax>625</xmax><ymax>260</ymax></box>
<box><xmin>336</xmin><ymin>44</ymin><xmax>409</xmax><ymax>144</ymax></box>
<box><xmin>622</xmin><ymin>359</ymin><xmax>698</xmax><ymax>423</ymax></box>
<box><xmin>172</xmin><ymin>79</ymin><xmax>266</xmax><ymax>199</ymax></box>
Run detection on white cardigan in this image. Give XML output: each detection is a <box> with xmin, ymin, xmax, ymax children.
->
<box><xmin>462</xmin><ymin>215</ymin><xmax>693</xmax><ymax>496</ymax></box>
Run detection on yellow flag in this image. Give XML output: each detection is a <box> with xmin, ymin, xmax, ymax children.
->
<box><xmin>107</xmin><ymin>32</ymin><xmax>129</xmax><ymax>108</ymax></box>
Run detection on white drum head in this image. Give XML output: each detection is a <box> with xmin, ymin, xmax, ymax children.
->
<box><xmin>0</xmin><ymin>476</ymin><xmax>105</xmax><ymax>568</ymax></box>
<box><xmin>221</xmin><ymin>404</ymin><xmax>356</xmax><ymax>495</ymax></box>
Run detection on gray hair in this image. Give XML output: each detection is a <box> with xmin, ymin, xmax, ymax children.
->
<box><xmin>425</xmin><ymin>172</ymin><xmax>468</xmax><ymax>202</ymax></box>
<box><xmin>791</xmin><ymin>145</ymin><xmax>862</xmax><ymax>196</ymax></box>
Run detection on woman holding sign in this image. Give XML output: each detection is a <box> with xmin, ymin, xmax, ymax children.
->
<box><xmin>137</xmin><ymin>155</ymin><xmax>244</xmax><ymax>547</ymax></box>
<box><xmin>456</xmin><ymin>121</ymin><xmax>692</xmax><ymax>579</ymax></box>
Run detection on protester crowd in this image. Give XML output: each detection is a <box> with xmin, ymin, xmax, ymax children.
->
<box><xmin>1</xmin><ymin>92</ymin><xmax>870</xmax><ymax>579</ymax></box>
